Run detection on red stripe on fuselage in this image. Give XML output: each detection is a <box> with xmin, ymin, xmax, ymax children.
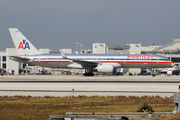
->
<box><xmin>35</xmin><ymin>60</ymin><xmax>71</xmax><ymax>63</ymax></box>
<box><xmin>35</xmin><ymin>60</ymin><xmax>173</xmax><ymax>64</ymax></box>
<box><xmin>92</xmin><ymin>61</ymin><xmax>173</xmax><ymax>63</ymax></box>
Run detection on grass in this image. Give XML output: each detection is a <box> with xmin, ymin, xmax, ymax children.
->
<box><xmin>0</xmin><ymin>95</ymin><xmax>176</xmax><ymax>120</ymax></box>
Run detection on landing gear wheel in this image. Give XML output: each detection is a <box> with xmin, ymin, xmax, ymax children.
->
<box><xmin>83</xmin><ymin>73</ymin><xmax>94</xmax><ymax>76</ymax></box>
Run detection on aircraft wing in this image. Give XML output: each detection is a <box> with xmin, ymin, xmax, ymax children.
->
<box><xmin>70</xmin><ymin>59</ymin><xmax>98</xmax><ymax>67</ymax></box>
<box><xmin>60</xmin><ymin>49</ymin><xmax>98</xmax><ymax>67</ymax></box>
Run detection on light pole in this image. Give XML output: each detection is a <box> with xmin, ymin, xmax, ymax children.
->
<box><xmin>80</xmin><ymin>44</ymin><xmax>83</xmax><ymax>53</ymax></box>
<box><xmin>75</xmin><ymin>42</ymin><xmax>79</xmax><ymax>53</ymax></box>
<box><xmin>169</xmin><ymin>44</ymin><xmax>172</xmax><ymax>61</ymax></box>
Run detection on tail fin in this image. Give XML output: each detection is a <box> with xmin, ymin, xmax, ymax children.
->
<box><xmin>9</xmin><ymin>28</ymin><xmax>41</xmax><ymax>55</ymax></box>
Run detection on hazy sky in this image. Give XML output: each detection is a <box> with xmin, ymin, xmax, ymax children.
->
<box><xmin>1</xmin><ymin>0</ymin><xmax>180</xmax><ymax>52</ymax></box>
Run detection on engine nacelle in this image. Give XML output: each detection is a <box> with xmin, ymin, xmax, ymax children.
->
<box><xmin>96</xmin><ymin>63</ymin><xmax>114</xmax><ymax>73</ymax></box>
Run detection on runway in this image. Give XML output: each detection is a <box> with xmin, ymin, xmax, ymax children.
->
<box><xmin>1</xmin><ymin>75</ymin><xmax>180</xmax><ymax>82</ymax></box>
<box><xmin>0</xmin><ymin>75</ymin><xmax>179</xmax><ymax>97</ymax></box>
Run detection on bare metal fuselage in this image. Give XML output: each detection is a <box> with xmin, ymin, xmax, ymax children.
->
<box><xmin>11</xmin><ymin>53</ymin><xmax>174</xmax><ymax>69</ymax></box>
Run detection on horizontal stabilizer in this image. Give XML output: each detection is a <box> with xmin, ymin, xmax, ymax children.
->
<box><xmin>10</xmin><ymin>56</ymin><xmax>33</xmax><ymax>62</ymax></box>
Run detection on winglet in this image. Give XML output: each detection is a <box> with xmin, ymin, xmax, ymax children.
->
<box><xmin>60</xmin><ymin>49</ymin><xmax>68</xmax><ymax>59</ymax></box>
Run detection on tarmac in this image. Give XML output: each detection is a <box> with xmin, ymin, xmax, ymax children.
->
<box><xmin>0</xmin><ymin>75</ymin><xmax>180</xmax><ymax>81</ymax></box>
<box><xmin>0</xmin><ymin>75</ymin><xmax>179</xmax><ymax>97</ymax></box>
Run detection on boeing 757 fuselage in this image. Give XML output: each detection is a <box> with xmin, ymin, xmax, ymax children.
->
<box><xmin>9</xmin><ymin>28</ymin><xmax>174</xmax><ymax>76</ymax></box>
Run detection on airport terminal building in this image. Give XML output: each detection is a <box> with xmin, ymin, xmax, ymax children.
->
<box><xmin>0</xmin><ymin>39</ymin><xmax>180</xmax><ymax>75</ymax></box>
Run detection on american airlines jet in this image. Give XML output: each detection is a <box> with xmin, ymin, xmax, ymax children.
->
<box><xmin>9</xmin><ymin>28</ymin><xmax>174</xmax><ymax>76</ymax></box>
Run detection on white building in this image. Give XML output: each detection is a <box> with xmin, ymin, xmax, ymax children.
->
<box><xmin>61</xmin><ymin>49</ymin><xmax>72</xmax><ymax>54</ymax></box>
<box><xmin>39</xmin><ymin>48</ymin><xmax>51</xmax><ymax>53</ymax></box>
<box><xmin>93</xmin><ymin>43</ymin><xmax>108</xmax><ymax>54</ymax></box>
<box><xmin>0</xmin><ymin>48</ymin><xmax>18</xmax><ymax>75</ymax></box>
<box><xmin>0</xmin><ymin>48</ymin><xmax>52</xmax><ymax>75</ymax></box>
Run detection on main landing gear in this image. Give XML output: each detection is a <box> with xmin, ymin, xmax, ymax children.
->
<box><xmin>83</xmin><ymin>73</ymin><xmax>94</xmax><ymax>76</ymax></box>
<box><xmin>83</xmin><ymin>67</ymin><xmax>94</xmax><ymax>76</ymax></box>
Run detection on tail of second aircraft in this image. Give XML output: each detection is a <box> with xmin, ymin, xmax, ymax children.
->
<box><xmin>9</xmin><ymin>28</ymin><xmax>41</xmax><ymax>55</ymax></box>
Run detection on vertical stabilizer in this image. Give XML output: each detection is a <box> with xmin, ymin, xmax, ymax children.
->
<box><xmin>9</xmin><ymin>28</ymin><xmax>41</xmax><ymax>55</ymax></box>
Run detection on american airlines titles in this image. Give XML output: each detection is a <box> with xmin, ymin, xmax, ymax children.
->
<box><xmin>127</xmin><ymin>55</ymin><xmax>154</xmax><ymax>59</ymax></box>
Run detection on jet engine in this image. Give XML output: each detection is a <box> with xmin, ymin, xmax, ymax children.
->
<box><xmin>96</xmin><ymin>63</ymin><xmax>114</xmax><ymax>73</ymax></box>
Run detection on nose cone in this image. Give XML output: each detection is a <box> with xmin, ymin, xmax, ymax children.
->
<box><xmin>171</xmin><ymin>63</ymin><xmax>175</xmax><ymax>67</ymax></box>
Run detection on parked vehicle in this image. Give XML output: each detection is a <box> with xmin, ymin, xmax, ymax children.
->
<box><xmin>129</xmin><ymin>72</ymin><xmax>133</xmax><ymax>76</ymax></box>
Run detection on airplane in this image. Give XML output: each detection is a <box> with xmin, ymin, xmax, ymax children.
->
<box><xmin>9</xmin><ymin>28</ymin><xmax>175</xmax><ymax>76</ymax></box>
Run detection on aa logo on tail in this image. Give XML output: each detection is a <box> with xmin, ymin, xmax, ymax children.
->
<box><xmin>18</xmin><ymin>39</ymin><xmax>30</xmax><ymax>49</ymax></box>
